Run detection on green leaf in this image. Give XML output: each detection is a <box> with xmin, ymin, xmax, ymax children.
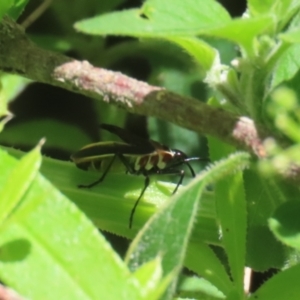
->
<box><xmin>249</xmin><ymin>264</ymin><xmax>300</xmax><ymax>300</ymax></box>
<box><xmin>75</xmin><ymin>0</ymin><xmax>273</xmax><ymax>56</ymax></box>
<box><xmin>126</xmin><ymin>176</ymin><xmax>206</xmax><ymax>298</ymax></box>
<box><xmin>53</xmin><ymin>0</ymin><xmax>125</xmax><ymax>32</ymax></box>
<box><xmin>248</xmin><ymin>0</ymin><xmax>278</xmax><ymax>15</ymax></box>
<box><xmin>75</xmin><ymin>0</ymin><xmax>230</xmax><ymax>37</ymax></box>
<box><xmin>0</xmin><ymin>149</ymin><xmax>141</xmax><ymax>300</ymax></box>
<box><xmin>215</xmin><ymin>171</ymin><xmax>246</xmax><ymax>295</ymax></box>
<box><xmin>167</xmin><ymin>36</ymin><xmax>217</xmax><ymax>71</ymax></box>
<box><xmin>6</xmin><ymin>0</ymin><xmax>29</xmax><ymax>20</ymax></box>
<box><xmin>75</xmin><ymin>0</ymin><xmax>276</xmax><ymax>57</ymax></box>
<box><xmin>0</xmin><ymin>73</ymin><xmax>29</xmax><ymax>105</ymax></box>
<box><xmin>189</xmin><ymin>189</ymin><xmax>220</xmax><ymax>245</ymax></box>
<box><xmin>0</xmin><ymin>140</ymin><xmax>44</xmax><ymax>227</ymax></box>
<box><xmin>271</xmin><ymin>44</ymin><xmax>300</xmax><ymax>88</ymax></box>
<box><xmin>185</xmin><ymin>242</ymin><xmax>232</xmax><ymax>296</ymax></box>
<box><xmin>248</xmin><ymin>0</ymin><xmax>300</xmax><ymax>32</ymax></box>
<box><xmin>280</xmin><ymin>30</ymin><xmax>300</xmax><ymax>44</ymax></box>
<box><xmin>244</xmin><ymin>170</ymin><xmax>284</xmax><ymax>227</ymax></box>
<box><xmin>208</xmin><ymin>136</ymin><xmax>248</xmax><ymax>291</ymax></box>
<box><xmin>269</xmin><ymin>201</ymin><xmax>300</xmax><ymax>250</ymax></box>
<box><xmin>244</xmin><ymin>170</ymin><xmax>287</xmax><ymax>270</ymax></box>
<box><xmin>207</xmin><ymin>135</ymin><xmax>235</xmax><ymax>162</ymax></box>
<box><xmin>133</xmin><ymin>258</ymin><xmax>172</xmax><ymax>300</ymax></box>
<box><xmin>0</xmin><ymin>73</ymin><xmax>29</xmax><ymax>119</ymax></box>
<box><xmin>133</xmin><ymin>258</ymin><xmax>163</xmax><ymax>295</ymax></box>
<box><xmin>0</xmin><ymin>0</ymin><xmax>13</xmax><ymax>20</ymax></box>
<box><xmin>246</xmin><ymin>225</ymin><xmax>286</xmax><ymax>271</ymax></box>
<box><xmin>0</xmin><ymin>115</ymin><xmax>13</xmax><ymax>133</ymax></box>
<box><xmin>248</xmin><ymin>0</ymin><xmax>298</xmax><ymax>17</ymax></box>
<box><xmin>178</xmin><ymin>275</ymin><xmax>225</xmax><ymax>299</ymax></box>
<box><xmin>206</xmin><ymin>16</ymin><xmax>275</xmax><ymax>56</ymax></box>
<box><xmin>125</xmin><ymin>152</ymin><xmax>250</xmax><ymax>298</ymax></box>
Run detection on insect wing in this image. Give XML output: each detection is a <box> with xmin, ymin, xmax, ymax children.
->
<box><xmin>101</xmin><ymin>123</ymin><xmax>156</xmax><ymax>151</ymax></box>
<box><xmin>71</xmin><ymin>141</ymin><xmax>146</xmax><ymax>163</ymax></box>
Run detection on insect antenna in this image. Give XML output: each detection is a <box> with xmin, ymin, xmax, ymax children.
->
<box><xmin>184</xmin><ymin>157</ymin><xmax>209</xmax><ymax>177</ymax></box>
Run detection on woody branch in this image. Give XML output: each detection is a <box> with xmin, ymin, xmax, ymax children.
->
<box><xmin>0</xmin><ymin>16</ymin><xmax>270</xmax><ymax>160</ymax></box>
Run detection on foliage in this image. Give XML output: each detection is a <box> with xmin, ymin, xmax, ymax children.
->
<box><xmin>1</xmin><ymin>0</ymin><xmax>300</xmax><ymax>299</ymax></box>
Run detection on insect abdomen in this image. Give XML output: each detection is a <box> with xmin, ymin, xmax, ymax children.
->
<box><xmin>134</xmin><ymin>151</ymin><xmax>174</xmax><ymax>171</ymax></box>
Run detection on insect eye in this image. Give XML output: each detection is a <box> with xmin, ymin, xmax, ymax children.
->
<box><xmin>175</xmin><ymin>150</ymin><xmax>186</xmax><ymax>159</ymax></box>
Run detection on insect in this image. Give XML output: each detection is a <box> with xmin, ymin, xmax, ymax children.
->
<box><xmin>71</xmin><ymin>123</ymin><xmax>204</xmax><ymax>229</ymax></box>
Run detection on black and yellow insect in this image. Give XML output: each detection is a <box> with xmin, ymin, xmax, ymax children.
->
<box><xmin>71</xmin><ymin>124</ymin><xmax>202</xmax><ymax>228</ymax></box>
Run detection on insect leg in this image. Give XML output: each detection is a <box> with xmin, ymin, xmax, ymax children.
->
<box><xmin>78</xmin><ymin>154</ymin><xmax>117</xmax><ymax>188</ymax></box>
<box><xmin>116</xmin><ymin>154</ymin><xmax>148</xmax><ymax>228</ymax></box>
<box><xmin>129</xmin><ymin>175</ymin><xmax>150</xmax><ymax>229</ymax></box>
<box><xmin>155</xmin><ymin>168</ymin><xmax>185</xmax><ymax>195</ymax></box>
<box><xmin>172</xmin><ymin>170</ymin><xmax>185</xmax><ymax>194</ymax></box>
<box><xmin>185</xmin><ymin>162</ymin><xmax>196</xmax><ymax>177</ymax></box>
<box><xmin>117</xmin><ymin>154</ymin><xmax>136</xmax><ymax>174</ymax></box>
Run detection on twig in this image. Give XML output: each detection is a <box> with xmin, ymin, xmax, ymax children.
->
<box><xmin>21</xmin><ymin>0</ymin><xmax>53</xmax><ymax>29</ymax></box>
